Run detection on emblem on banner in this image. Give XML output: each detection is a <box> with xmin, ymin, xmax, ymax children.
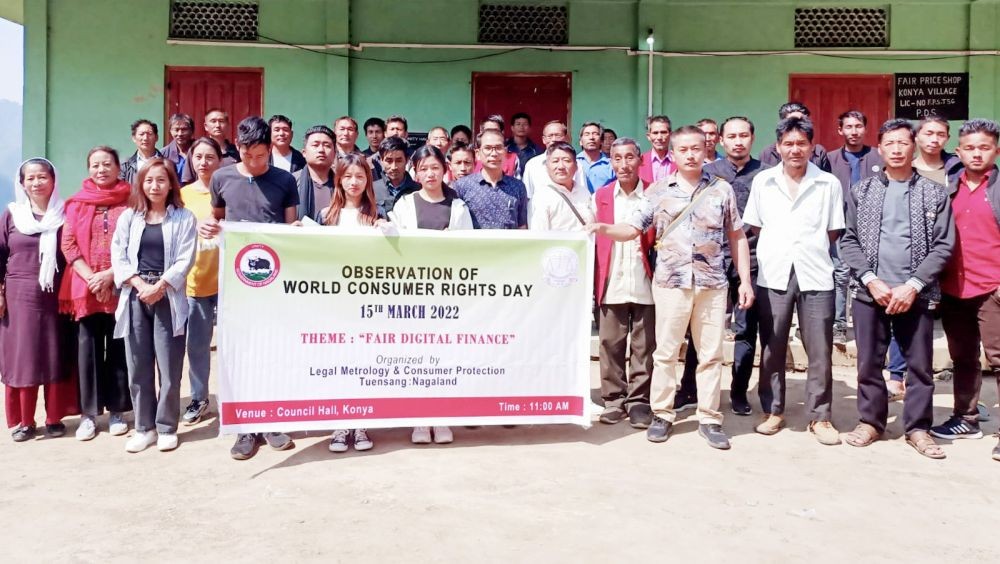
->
<box><xmin>541</xmin><ymin>247</ymin><xmax>579</xmax><ymax>287</ymax></box>
<box><xmin>235</xmin><ymin>243</ymin><xmax>281</xmax><ymax>287</ymax></box>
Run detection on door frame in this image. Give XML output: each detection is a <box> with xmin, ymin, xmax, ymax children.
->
<box><xmin>471</xmin><ymin>71</ymin><xmax>573</xmax><ymax>133</ymax></box>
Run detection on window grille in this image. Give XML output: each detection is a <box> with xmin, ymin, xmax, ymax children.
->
<box><xmin>170</xmin><ymin>1</ymin><xmax>259</xmax><ymax>41</ymax></box>
<box><xmin>478</xmin><ymin>4</ymin><xmax>569</xmax><ymax>45</ymax></box>
<box><xmin>794</xmin><ymin>7</ymin><xmax>888</xmax><ymax>48</ymax></box>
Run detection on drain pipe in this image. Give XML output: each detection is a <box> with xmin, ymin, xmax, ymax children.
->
<box><xmin>646</xmin><ymin>29</ymin><xmax>655</xmax><ymax>117</ymax></box>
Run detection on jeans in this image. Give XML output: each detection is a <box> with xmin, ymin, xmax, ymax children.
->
<box><xmin>186</xmin><ymin>294</ymin><xmax>217</xmax><ymax>403</ymax></box>
<box><xmin>830</xmin><ymin>241</ymin><xmax>850</xmax><ymax>326</ymax></box>
<box><xmin>125</xmin><ymin>292</ymin><xmax>185</xmax><ymax>434</ymax></box>
<box><xmin>887</xmin><ymin>336</ymin><xmax>906</xmax><ymax>382</ymax></box>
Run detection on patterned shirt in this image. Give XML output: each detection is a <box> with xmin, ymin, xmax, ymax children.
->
<box><xmin>453</xmin><ymin>171</ymin><xmax>528</xmax><ymax>229</ymax></box>
<box><xmin>628</xmin><ymin>172</ymin><xmax>742</xmax><ymax>289</ymax></box>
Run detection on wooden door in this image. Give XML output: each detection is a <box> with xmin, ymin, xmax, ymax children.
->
<box><xmin>165</xmin><ymin>67</ymin><xmax>264</xmax><ymax>142</ymax></box>
<box><xmin>788</xmin><ymin>74</ymin><xmax>893</xmax><ymax>151</ymax></box>
<box><xmin>472</xmin><ymin>73</ymin><xmax>571</xmax><ymax>147</ymax></box>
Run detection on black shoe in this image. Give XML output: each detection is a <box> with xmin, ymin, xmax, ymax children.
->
<box><xmin>230</xmin><ymin>433</ymin><xmax>264</xmax><ymax>460</ymax></box>
<box><xmin>264</xmin><ymin>431</ymin><xmax>294</xmax><ymax>450</ymax></box>
<box><xmin>674</xmin><ymin>392</ymin><xmax>697</xmax><ymax>412</ymax></box>
<box><xmin>182</xmin><ymin>399</ymin><xmax>210</xmax><ymax>425</ymax></box>
<box><xmin>45</xmin><ymin>422</ymin><xmax>66</xmax><ymax>437</ymax></box>
<box><xmin>698</xmin><ymin>423</ymin><xmax>731</xmax><ymax>450</ymax></box>
<box><xmin>833</xmin><ymin>325</ymin><xmax>848</xmax><ymax>345</ymax></box>
<box><xmin>730</xmin><ymin>395</ymin><xmax>752</xmax><ymax>416</ymax></box>
<box><xmin>628</xmin><ymin>405</ymin><xmax>654</xmax><ymax>429</ymax></box>
<box><xmin>646</xmin><ymin>416</ymin><xmax>672</xmax><ymax>443</ymax></box>
<box><xmin>11</xmin><ymin>425</ymin><xmax>36</xmax><ymax>442</ymax></box>
<box><xmin>993</xmin><ymin>438</ymin><xmax>1000</xmax><ymax>462</ymax></box>
<box><xmin>929</xmin><ymin>416</ymin><xmax>983</xmax><ymax>440</ymax></box>
<box><xmin>599</xmin><ymin>406</ymin><xmax>626</xmax><ymax>425</ymax></box>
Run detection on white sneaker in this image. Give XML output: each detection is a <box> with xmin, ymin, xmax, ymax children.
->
<box><xmin>125</xmin><ymin>430</ymin><xmax>158</xmax><ymax>453</ymax></box>
<box><xmin>109</xmin><ymin>412</ymin><xmax>128</xmax><ymax>436</ymax></box>
<box><xmin>432</xmin><ymin>426</ymin><xmax>454</xmax><ymax>444</ymax></box>
<box><xmin>411</xmin><ymin>426</ymin><xmax>432</xmax><ymax>444</ymax></box>
<box><xmin>352</xmin><ymin>429</ymin><xmax>373</xmax><ymax>451</ymax></box>
<box><xmin>75</xmin><ymin>417</ymin><xmax>96</xmax><ymax>441</ymax></box>
<box><xmin>157</xmin><ymin>433</ymin><xmax>179</xmax><ymax>452</ymax></box>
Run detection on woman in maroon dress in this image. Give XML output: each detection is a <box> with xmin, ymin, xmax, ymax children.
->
<box><xmin>1</xmin><ymin>158</ymin><xmax>79</xmax><ymax>441</ymax></box>
<box><xmin>60</xmin><ymin>147</ymin><xmax>133</xmax><ymax>441</ymax></box>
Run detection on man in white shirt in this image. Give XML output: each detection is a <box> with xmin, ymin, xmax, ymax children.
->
<box><xmin>528</xmin><ymin>142</ymin><xmax>594</xmax><ymax>231</ymax></box>
<box><xmin>268</xmin><ymin>115</ymin><xmax>305</xmax><ymax>173</ymax></box>
<box><xmin>523</xmin><ymin>121</ymin><xmax>588</xmax><ymax>203</ymax></box>
<box><xmin>743</xmin><ymin>117</ymin><xmax>845</xmax><ymax>446</ymax></box>
<box><xmin>592</xmin><ymin>138</ymin><xmax>655</xmax><ymax>428</ymax></box>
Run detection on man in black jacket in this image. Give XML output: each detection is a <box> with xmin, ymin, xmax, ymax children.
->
<box><xmin>758</xmin><ymin>102</ymin><xmax>831</xmax><ymax>172</ymax></box>
<box><xmin>839</xmin><ymin>118</ymin><xmax>954</xmax><ymax>459</ymax></box>
<box><xmin>294</xmin><ymin>125</ymin><xmax>336</xmax><ymax>222</ymax></box>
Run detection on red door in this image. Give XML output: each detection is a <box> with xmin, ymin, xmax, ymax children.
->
<box><xmin>472</xmin><ymin>73</ymin><xmax>571</xmax><ymax>146</ymax></box>
<box><xmin>165</xmin><ymin>67</ymin><xmax>264</xmax><ymax>142</ymax></box>
<box><xmin>788</xmin><ymin>74</ymin><xmax>893</xmax><ymax>151</ymax></box>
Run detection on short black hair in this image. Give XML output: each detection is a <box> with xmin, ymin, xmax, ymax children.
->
<box><xmin>378</xmin><ymin>135</ymin><xmax>409</xmax><ymax>157</ymax></box>
<box><xmin>838</xmin><ymin>110</ymin><xmax>867</xmax><ymax>127</ymax></box>
<box><xmin>364</xmin><ymin>117</ymin><xmax>386</xmax><ymax>131</ymax></box>
<box><xmin>646</xmin><ymin>115</ymin><xmax>671</xmax><ymax>131</ymax></box>
<box><xmin>482</xmin><ymin>114</ymin><xmax>505</xmax><ymax>132</ymax></box>
<box><xmin>721</xmin><ymin>116</ymin><xmax>755</xmax><ymax>135</ymax></box>
<box><xmin>579</xmin><ymin>122</ymin><xmax>604</xmax><ymax>137</ymax></box>
<box><xmin>131</xmin><ymin>119</ymin><xmax>158</xmax><ymax>136</ymax></box>
<box><xmin>958</xmin><ymin>118</ymin><xmax>1000</xmax><ymax>142</ymax></box>
<box><xmin>877</xmin><ymin>119</ymin><xmax>915</xmax><ymax>143</ymax></box>
<box><xmin>386</xmin><ymin>114</ymin><xmax>408</xmax><ymax>130</ymax></box>
<box><xmin>448</xmin><ymin>143</ymin><xmax>475</xmax><ymax>160</ymax></box>
<box><xmin>476</xmin><ymin>129</ymin><xmax>505</xmax><ymax>146</ymax></box>
<box><xmin>450</xmin><ymin>124</ymin><xmax>473</xmax><ymax>139</ymax></box>
<box><xmin>268</xmin><ymin>114</ymin><xmax>293</xmax><ymax>129</ymax></box>
<box><xmin>546</xmin><ymin>141</ymin><xmax>576</xmax><ymax>159</ymax></box>
<box><xmin>410</xmin><ymin>144</ymin><xmax>447</xmax><ymax>170</ymax></box>
<box><xmin>696</xmin><ymin>118</ymin><xmax>717</xmax><ymax>128</ymax></box>
<box><xmin>236</xmin><ymin>116</ymin><xmax>271</xmax><ymax>148</ymax></box>
<box><xmin>775</xmin><ymin>116</ymin><xmax>814</xmax><ymax>143</ymax></box>
<box><xmin>603</xmin><ymin>128</ymin><xmax>617</xmax><ymax>138</ymax></box>
<box><xmin>511</xmin><ymin>112</ymin><xmax>531</xmax><ymax>125</ymax></box>
<box><xmin>779</xmin><ymin>102</ymin><xmax>810</xmax><ymax>119</ymax></box>
<box><xmin>917</xmin><ymin>114</ymin><xmax>950</xmax><ymax>135</ymax></box>
<box><xmin>304</xmin><ymin>125</ymin><xmax>335</xmax><ymax>144</ymax></box>
<box><xmin>670</xmin><ymin>125</ymin><xmax>706</xmax><ymax>149</ymax></box>
<box><xmin>168</xmin><ymin>113</ymin><xmax>195</xmax><ymax>130</ymax></box>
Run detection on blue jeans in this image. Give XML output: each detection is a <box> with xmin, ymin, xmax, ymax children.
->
<box><xmin>186</xmin><ymin>294</ymin><xmax>217</xmax><ymax>402</ymax></box>
<box><xmin>887</xmin><ymin>335</ymin><xmax>906</xmax><ymax>382</ymax></box>
<box><xmin>830</xmin><ymin>241</ymin><xmax>850</xmax><ymax>326</ymax></box>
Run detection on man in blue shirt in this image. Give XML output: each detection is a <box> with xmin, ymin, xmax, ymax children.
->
<box><xmin>577</xmin><ymin>122</ymin><xmax>616</xmax><ymax>192</ymax></box>
<box><xmin>454</xmin><ymin>129</ymin><xmax>528</xmax><ymax>229</ymax></box>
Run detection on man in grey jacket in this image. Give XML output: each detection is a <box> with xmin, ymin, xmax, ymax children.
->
<box><xmin>839</xmin><ymin>118</ymin><xmax>955</xmax><ymax>458</ymax></box>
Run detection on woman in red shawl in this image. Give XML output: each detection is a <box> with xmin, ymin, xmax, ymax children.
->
<box><xmin>60</xmin><ymin>146</ymin><xmax>133</xmax><ymax>441</ymax></box>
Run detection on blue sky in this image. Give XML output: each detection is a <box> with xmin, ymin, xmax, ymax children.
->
<box><xmin>0</xmin><ymin>18</ymin><xmax>22</xmax><ymax>103</ymax></box>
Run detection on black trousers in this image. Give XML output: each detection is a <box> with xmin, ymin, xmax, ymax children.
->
<box><xmin>940</xmin><ymin>291</ymin><xmax>1000</xmax><ymax>421</ymax></box>
<box><xmin>78</xmin><ymin>313</ymin><xmax>131</xmax><ymax>417</ymax></box>
<box><xmin>852</xmin><ymin>299</ymin><xmax>935</xmax><ymax>434</ymax></box>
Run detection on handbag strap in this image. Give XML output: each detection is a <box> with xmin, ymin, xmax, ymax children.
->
<box><xmin>659</xmin><ymin>178</ymin><xmax>719</xmax><ymax>239</ymax></box>
<box><xmin>547</xmin><ymin>183</ymin><xmax>587</xmax><ymax>226</ymax></box>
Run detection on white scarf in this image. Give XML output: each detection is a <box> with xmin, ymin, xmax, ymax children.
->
<box><xmin>8</xmin><ymin>159</ymin><xmax>65</xmax><ymax>291</ymax></box>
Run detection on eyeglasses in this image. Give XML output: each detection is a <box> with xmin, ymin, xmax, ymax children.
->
<box><xmin>480</xmin><ymin>145</ymin><xmax>505</xmax><ymax>154</ymax></box>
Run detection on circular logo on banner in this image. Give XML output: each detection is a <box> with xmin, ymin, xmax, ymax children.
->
<box><xmin>235</xmin><ymin>244</ymin><xmax>280</xmax><ymax>287</ymax></box>
<box><xmin>541</xmin><ymin>247</ymin><xmax>579</xmax><ymax>287</ymax></box>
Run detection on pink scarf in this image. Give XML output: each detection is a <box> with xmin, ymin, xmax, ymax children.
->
<box><xmin>58</xmin><ymin>178</ymin><xmax>132</xmax><ymax>313</ymax></box>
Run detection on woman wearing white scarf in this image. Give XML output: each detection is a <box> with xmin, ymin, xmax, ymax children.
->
<box><xmin>1</xmin><ymin>158</ymin><xmax>80</xmax><ymax>442</ymax></box>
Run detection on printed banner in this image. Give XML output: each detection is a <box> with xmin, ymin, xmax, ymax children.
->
<box><xmin>217</xmin><ymin>223</ymin><xmax>594</xmax><ymax>434</ymax></box>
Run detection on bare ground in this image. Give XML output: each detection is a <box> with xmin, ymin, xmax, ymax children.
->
<box><xmin>3</xmin><ymin>361</ymin><xmax>1000</xmax><ymax>563</ymax></box>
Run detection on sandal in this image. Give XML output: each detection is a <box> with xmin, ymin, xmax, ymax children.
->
<box><xmin>845</xmin><ymin>423</ymin><xmax>880</xmax><ymax>447</ymax></box>
<box><xmin>906</xmin><ymin>431</ymin><xmax>946</xmax><ymax>459</ymax></box>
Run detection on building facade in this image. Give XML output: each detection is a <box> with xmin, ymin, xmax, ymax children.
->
<box><xmin>6</xmin><ymin>0</ymin><xmax>1000</xmax><ymax>189</ymax></box>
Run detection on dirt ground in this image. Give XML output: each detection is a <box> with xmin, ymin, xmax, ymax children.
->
<box><xmin>3</xmin><ymin>359</ymin><xmax>1000</xmax><ymax>563</ymax></box>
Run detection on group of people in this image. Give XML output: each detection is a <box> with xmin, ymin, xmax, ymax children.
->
<box><xmin>1</xmin><ymin>102</ymin><xmax>997</xmax><ymax>463</ymax></box>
